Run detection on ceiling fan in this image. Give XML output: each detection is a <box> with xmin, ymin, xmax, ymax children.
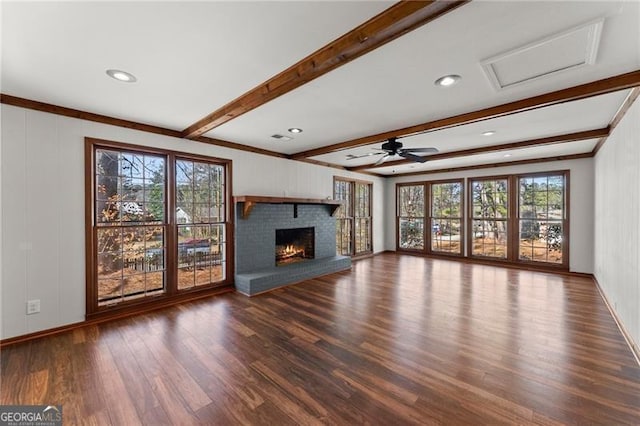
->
<box><xmin>346</xmin><ymin>137</ymin><xmax>438</xmax><ymax>166</ymax></box>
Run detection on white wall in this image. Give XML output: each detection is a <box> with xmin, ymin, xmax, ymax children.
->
<box><xmin>0</xmin><ymin>104</ymin><xmax>385</xmax><ymax>339</ymax></box>
<box><xmin>594</xmin><ymin>97</ymin><xmax>640</xmax><ymax>354</ymax></box>
<box><xmin>384</xmin><ymin>158</ymin><xmax>595</xmax><ymax>274</ymax></box>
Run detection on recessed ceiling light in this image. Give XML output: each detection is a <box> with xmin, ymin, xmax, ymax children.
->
<box><xmin>288</xmin><ymin>128</ymin><xmax>303</xmax><ymax>134</ymax></box>
<box><xmin>434</xmin><ymin>74</ymin><xmax>461</xmax><ymax>87</ymax></box>
<box><xmin>106</xmin><ymin>69</ymin><xmax>137</xmax><ymax>83</ymax></box>
<box><xmin>482</xmin><ymin>130</ymin><xmax>496</xmax><ymax>136</ymax></box>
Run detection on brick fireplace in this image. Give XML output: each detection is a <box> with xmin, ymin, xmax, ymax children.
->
<box><xmin>234</xmin><ymin>196</ymin><xmax>351</xmax><ymax>296</ymax></box>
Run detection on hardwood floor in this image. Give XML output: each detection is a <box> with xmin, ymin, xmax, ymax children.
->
<box><xmin>2</xmin><ymin>253</ymin><xmax>640</xmax><ymax>425</ymax></box>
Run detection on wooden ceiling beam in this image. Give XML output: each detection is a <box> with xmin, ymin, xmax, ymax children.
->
<box><xmin>291</xmin><ymin>69</ymin><xmax>640</xmax><ymax>159</ymax></box>
<box><xmin>388</xmin><ymin>152</ymin><xmax>594</xmax><ymax>177</ymax></box>
<box><xmin>347</xmin><ymin>127</ymin><xmax>609</xmax><ymax>171</ymax></box>
<box><xmin>181</xmin><ymin>0</ymin><xmax>468</xmax><ymax>139</ymax></box>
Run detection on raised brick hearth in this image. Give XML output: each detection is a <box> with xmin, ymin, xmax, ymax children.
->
<box><xmin>234</xmin><ymin>201</ymin><xmax>351</xmax><ymax>296</ymax></box>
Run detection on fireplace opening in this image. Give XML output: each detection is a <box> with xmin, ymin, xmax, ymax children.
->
<box><xmin>275</xmin><ymin>227</ymin><xmax>315</xmax><ymax>266</ymax></box>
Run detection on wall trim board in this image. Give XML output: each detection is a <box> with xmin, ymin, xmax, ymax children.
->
<box><xmin>0</xmin><ymin>94</ymin><xmax>286</xmax><ymax>159</ymax></box>
<box><xmin>0</xmin><ymin>94</ymin><xmax>389</xmax><ymax>178</ymax></box>
<box><xmin>592</xmin><ymin>276</ymin><xmax>640</xmax><ymax>367</ymax></box>
<box><xmin>0</xmin><ymin>286</ymin><xmax>233</xmax><ymax>348</ymax></box>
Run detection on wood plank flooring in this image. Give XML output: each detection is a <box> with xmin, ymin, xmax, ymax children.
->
<box><xmin>2</xmin><ymin>253</ymin><xmax>640</xmax><ymax>424</ymax></box>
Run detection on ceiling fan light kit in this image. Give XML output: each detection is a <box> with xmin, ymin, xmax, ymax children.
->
<box><xmin>374</xmin><ymin>137</ymin><xmax>438</xmax><ymax>166</ymax></box>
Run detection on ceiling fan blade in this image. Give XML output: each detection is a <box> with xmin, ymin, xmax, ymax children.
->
<box><xmin>399</xmin><ymin>152</ymin><xmax>428</xmax><ymax>163</ymax></box>
<box><xmin>404</xmin><ymin>147</ymin><xmax>439</xmax><ymax>153</ymax></box>
<box><xmin>346</xmin><ymin>152</ymin><xmax>384</xmax><ymax>160</ymax></box>
<box><xmin>374</xmin><ymin>154</ymin><xmax>391</xmax><ymax>166</ymax></box>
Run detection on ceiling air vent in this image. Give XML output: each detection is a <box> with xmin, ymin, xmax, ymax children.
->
<box><xmin>481</xmin><ymin>18</ymin><xmax>604</xmax><ymax>91</ymax></box>
<box><xmin>271</xmin><ymin>134</ymin><xmax>292</xmax><ymax>141</ymax></box>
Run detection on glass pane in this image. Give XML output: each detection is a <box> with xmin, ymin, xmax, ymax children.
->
<box><xmin>432</xmin><ymin>219</ymin><xmax>461</xmax><ymax>254</ymax></box>
<box><xmin>96</xmin><ymin>148</ymin><xmax>166</xmax><ymax>227</ymax></box>
<box><xmin>176</xmin><ymin>160</ymin><xmax>193</xmax><ymax>186</ymax></box>
<box><xmin>548</xmin><ymin>191</ymin><xmax>563</xmax><ymax>219</ymax></box>
<box><xmin>193</xmin><ymin>203</ymin><xmax>211</xmax><ymax>223</ymax></box>
<box><xmin>145</xmin><ymin>181</ymin><xmax>165</xmax><ymax>222</ymax></box>
<box><xmin>399</xmin><ymin>218</ymin><xmax>424</xmax><ymax>250</ymax></box>
<box><xmin>336</xmin><ymin>218</ymin><xmax>352</xmax><ymax>256</ymax></box>
<box><xmin>518</xmin><ymin>174</ymin><xmax>565</xmax><ymax>264</ymax></box>
<box><xmin>97</xmin><ymin>228</ymin><xmax>122</xmax><ymax>254</ymax></box>
<box><xmin>471</xmin><ymin>220</ymin><xmax>507</xmax><ymax>259</ymax></box>
<box><xmin>177</xmin><ymin>224</ymin><xmax>222</xmax><ymax>289</ymax></box>
<box><xmin>355</xmin><ymin>218</ymin><xmax>371</xmax><ymax>254</ymax></box>
<box><xmin>431</xmin><ymin>182</ymin><xmax>462</xmax><ymax>226</ymax></box>
<box><xmin>178</xmin><ymin>267</ymin><xmax>195</xmax><ymax>290</ymax></box>
<box><xmin>176</xmin><ymin>159</ymin><xmax>225</xmax><ymax>225</ymax></box>
<box><xmin>471</xmin><ymin>179</ymin><xmax>508</xmax><ymax>257</ymax></box>
<box><xmin>399</xmin><ymin>185</ymin><xmax>424</xmax><ymax>217</ymax></box>
<box><xmin>122</xmin><ymin>272</ymin><xmax>146</xmax><ymax>298</ymax></box>
<box><xmin>145</xmin><ymin>271</ymin><xmax>164</xmax><ymax>293</ymax></box>
<box><xmin>519</xmin><ymin>220</ymin><xmax>563</xmax><ymax>264</ymax></box>
<box><xmin>98</xmin><ymin>279</ymin><xmax>122</xmax><ymax>305</ymax></box>
<box><xmin>96</xmin><ymin>150</ymin><xmax>120</xmax><ymax>175</ymax></box>
<box><xmin>144</xmin><ymin>155</ymin><xmax>165</xmax><ymax>180</ymax></box>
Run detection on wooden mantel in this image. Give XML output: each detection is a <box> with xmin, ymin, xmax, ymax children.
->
<box><xmin>234</xmin><ymin>195</ymin><xmax>343</xmax><ymax>219</ymax></box>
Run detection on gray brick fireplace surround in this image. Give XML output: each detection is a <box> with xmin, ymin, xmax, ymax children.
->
<box><xmin>234</xmin><ymin>202</ymin><xmax>351</xmax><ymax>295</ymax></box>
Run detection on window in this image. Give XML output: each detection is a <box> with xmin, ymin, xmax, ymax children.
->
<box><xmin>334</xmin><ymin>177</ymin><xmax>373</xmax><ymax>256</ymax></box>
<box><xmin>334</xmin><ymin>179</ymin><xmax>352</xmax><ymax>256</ymax></box>
<box><xmin>354</xmin><ymin>182</ymin><xmax>372</xmax><ymax>254</ymax></box>
<box><xmin>470</xmin><ymin>177</ymin><xmax>509</xmax><ymax>259</ymax></box>
<box><xmin>430</xmin><ymin>181</ymin><xmax>463</xmax><ymax>255</ymax></box>
<box><xmin>87</xmin><ymin>139</ymin><xmax>232</xmax><ymax>317</ymax></box>
<box><xmin>94</xmin><ymin>149</ymin><xmax>167</xmax><ymax>305</ymax></box>
<box><xmin>396</xmin><ymin>171</ymin><xmax>568</xmax><ymax>269</ymax></box>
<box><xmin>175</xmin><ymin>159</ymin><xmax>227</xmax><ymax>289</ymax></box>
<box><xmin>518</xmin><ymin>173</ymin><xmax>566</xmax><ymax>265</ymax></box>
<box><xmin>397</xmin><ymin>183</ymin><xmax>425</xmax><ymax>250</ymax></box>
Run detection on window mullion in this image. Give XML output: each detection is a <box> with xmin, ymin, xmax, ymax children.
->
<box><xmin>166</xmin><ymin>153</ymin><xmax>177</xmax><ymax>295</ymax></box>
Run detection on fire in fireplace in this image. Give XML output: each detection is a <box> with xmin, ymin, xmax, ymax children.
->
<box><xmin>275</xmin><ymin>227</ymin><xmax>315</xmax><ymax>266</ymax></box>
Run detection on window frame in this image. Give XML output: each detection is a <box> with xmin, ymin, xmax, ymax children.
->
<box><xmin>395</xmin><ymin>171</ymin><xmax>569</xmax><ymax>271</ymax></box>
<box><xmin>333</xmin><ymin>176</ymin><xmax>373</xmax><ymax>257</ymax></box>
<box><xmin>428</xmin><ymin>179</ymin><xmax>464</xmax><ymax>257</ymax></box>
<box><xmin>85</xmin><ymin>138</ymin><xmax>234</xmax><ymax>319</ymax></box>
<box><xmin>396</xmin><ymin>182</ymin><xmax>427</xmax><ymax>252</ymax></box>
<box><xmin>467</xmin><ymin>175</ymin><xmax>511</xmax><ymax>261</ymax></box>
<box><xmin>515</xmin><ymin>170</ymin><xmax>569</xmax><ymax>269</ymax></box>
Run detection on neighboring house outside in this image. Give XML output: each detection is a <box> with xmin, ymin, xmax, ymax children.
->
<box><xmin>176</xmin><ymin>207</ymin><xmax>191</xmax><ymax>224</ymax></box>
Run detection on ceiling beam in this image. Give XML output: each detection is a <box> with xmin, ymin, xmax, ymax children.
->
<box><xmin>347</xmin><ymin>128</ymin><xmax>609</xmax><ymax>171</ymax></box>
<box><xmin>388</xmin><ymin>152</ymin><xmax>594</xmax><ymax>177</ymax></box>
<box><xmin>181</xmin><ymin>0</ymin><xmax>468</xmax><ymax>139</ymax></box>
<box><xmin>291</xmin><ymin>69</ymin><xmax>640</xmax><ymax>159</ymax></box>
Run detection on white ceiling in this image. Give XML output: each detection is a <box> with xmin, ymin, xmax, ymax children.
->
<box><xmin>313</xmin><ymin>89</ymin><xmax>630</xmax><ymax>168</ymax></box>
<box><xmin>1</xmin><ymin>1</ymin><xmax>392</xmax><ymax>129</ymax></box>
<box><xmin>2</xmin><ymin>1</ymin><xmax>639</xmax><ymax>176</ymax></box>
